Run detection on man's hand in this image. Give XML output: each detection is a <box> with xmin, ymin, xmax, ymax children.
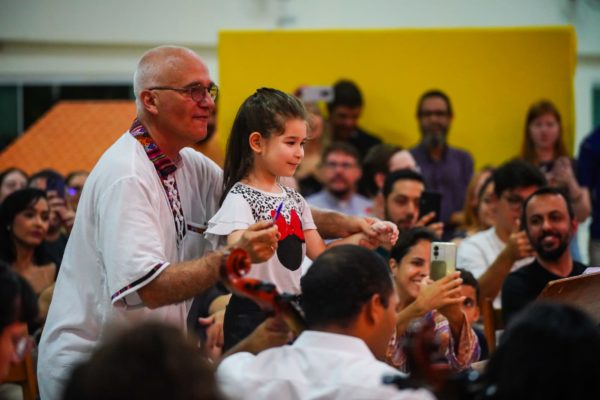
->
<box><xmin>415</xmin><ymin>211</ymin><xmax>444</xmax><ymax>239</ymax></box>
<box><xmin>233</xmin><ymin>220</ymin><xmax>280</xmax><ymax>263</ymax></box>
<box><xmin>505</xmin><ymin>230</ymin><xmax>534</xmax><ymax>262</ymax></box>
<box><xmin>222</xmin><ymin>315</ymin><xmax>291</xmax><ymax>359</ymax></box>
<box><xmin>198</xmin><ymin>310</ymin><xmax>225</xmax><ymax>362</ymax></box>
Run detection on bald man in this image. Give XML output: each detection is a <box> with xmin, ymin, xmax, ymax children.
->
<box><xmin>36</xmin><ymin>46</ymin><xmax>280</xmax><ymax>400</ymax></box>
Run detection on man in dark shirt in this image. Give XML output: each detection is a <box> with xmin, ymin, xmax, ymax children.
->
<box><xmin>410</xmin><ymin>90</ymin><xmax>473</xmax><ymax>239</ymax></box>
<box><xmin>326</xmin><ymin>79</ymin><xmax>381</xmax><ymax>160</ymax></box>
<box><xmin>502</xmin><ymin>187</ymin><xmax>588</xmax><ymax>324</ymax></box>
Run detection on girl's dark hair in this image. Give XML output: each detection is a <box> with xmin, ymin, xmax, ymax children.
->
<box><xmin>390</xmin><ymin>227</ymin><xmax>437</xmax><ymax>263</ymax></box>
<box><xmin>220</xmin><ymin>88</ymin><xmax>307</xmax><ymax>204</ymax></box>
<box><xmin>0</xmin><ymin>261</ymin><xmax>38</xmax><ymax>332</ymax></box>
<box><xmin>0</xmin><ymin>188</ymin><xmax>52</xmax><ymax>265</ymax></box>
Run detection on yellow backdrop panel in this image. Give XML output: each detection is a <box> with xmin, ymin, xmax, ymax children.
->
<box><xmin>218</xmin><ymin>27</ymin><xmax>575</xmax><ymax>169</ymax></box>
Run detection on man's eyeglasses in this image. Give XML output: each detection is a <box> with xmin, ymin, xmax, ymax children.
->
<box><xmin>148</xmin><ymin>83</ymin><xmax>218</xmax><ymax>102</ymax></box>
<box><xmin>418</xmin><ymin>110</ymin><xmax>449</xmax><ymax>118</ymax></box>
<box><xmin>322</xmin><ymin>161</ymin><xmax>357</xmax><ymax>170</ymax></box>
<box><xmin>502</xmin><ymin>193</ymin><xmax>526</xmax><ymax>210</ymax></box>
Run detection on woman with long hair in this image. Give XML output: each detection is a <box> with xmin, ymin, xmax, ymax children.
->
<box><xmin>0</xmin><ymin>188</ymin><xmax>56</xmax><ymax>321</ymax></box>
<box><xmin>520</xmin><ymin>100</ymin><xmax>590</xmax><ymax>222</ymax></box>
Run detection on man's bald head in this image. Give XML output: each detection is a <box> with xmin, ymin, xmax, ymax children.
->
<box><xmin>133</xmin><ymin>46</ymin><xmax>205</xmax><ymax>112</ymax></box>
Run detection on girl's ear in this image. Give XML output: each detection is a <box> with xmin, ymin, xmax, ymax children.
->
<box><xmin>248</xmin><ymin>132</ymin><xmax>263</xmax><ymax>154</ymax></box>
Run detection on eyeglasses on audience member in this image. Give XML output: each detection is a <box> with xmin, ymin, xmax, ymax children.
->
<box><xmin>148</xmin><ymin>83</ymin><xmax>219</xmax><ymax>102</ymax></box>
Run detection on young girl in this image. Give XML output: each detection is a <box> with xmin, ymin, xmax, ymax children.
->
<box><xmin>206</xmin><ymin>88</ymin><xmax>392</xmax><ymax>350</ymax></box>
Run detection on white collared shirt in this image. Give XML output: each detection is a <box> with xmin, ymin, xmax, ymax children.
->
<box><xmin>217</xmin><ymin>331</ymin><xmax>435</xmax><ymax>400</ymax></box>
<box><xmin>38</xmin><ymin>133</ymin><xmax>223</xmax><ymax>400</ymax></box>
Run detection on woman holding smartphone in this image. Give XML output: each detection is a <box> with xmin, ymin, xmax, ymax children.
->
<box><xmin>520</xmin><ymin>100</ymin><xmax>590</xmax><ymax>222</ymax></box>
<box><xmin>386</xmin><ymin>227</ymin><xmax>480</xmax><ymax>372</ymax></box>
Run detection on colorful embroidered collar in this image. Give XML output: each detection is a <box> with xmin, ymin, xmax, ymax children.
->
<box><xmin>129</xmin><ymin>118</ymin><xmax>178</xmax><ymax>178</ymax></box>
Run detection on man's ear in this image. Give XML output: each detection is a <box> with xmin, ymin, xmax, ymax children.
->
<box><xmin>140</xmin><ymin>90</ymin><xmax>159</xmax><ymax>115</ymax></box>
<box><xmin>364</xmin><ymin>294</ymin><xmax>382</xmax><ymax>325</ymax></box>
<box><xmin>365</xmin><ymin>293</ymin><xmax>386</xmax><ymax>325</ymax></box>
<box><xmin>248</xmin><ymin>132</ymin><xmax>263</xmax><ymax>154</ymax></box>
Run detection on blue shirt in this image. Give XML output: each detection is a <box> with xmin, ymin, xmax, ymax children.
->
<box><xmin>306</xmin><ymin>190</ymin><xmax>373</xmax><ymax>217</ymax></box>
<box><xmin>410</xmin><ymin>144</ymin><xmax>474</xmax><ymax>227</ymax></box>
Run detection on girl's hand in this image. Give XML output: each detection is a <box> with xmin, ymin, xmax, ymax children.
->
<box><xmin>234</xmin><ymin>220</ymin><xmax>280</xmax><ymax>263</ymax></box>
<box><xmin>370</xmin><ymin>220</ymin><xmax>399</xmax><ymax>246</ymax></box>
<box><xmin>413</xmin><ymin>272</ymin><xmax>464</xmax><ymax>316</ymax></box>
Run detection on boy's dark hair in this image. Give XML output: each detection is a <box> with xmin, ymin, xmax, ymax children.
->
<box><xmin>327</xmin><ymin>79</ymin><xmax>363</xmax><ymax>112</ymax></box>
<box><xmin>390</xmin><ymin>227</ymin><xmax>437</xmax><ymax>263</ymax></box>
<box><xmin>301</xmin><ymin>245</ymin><xmax>394</xmax><ymax>329</ymax></box>
<box><xmin>492</xmin><ymin>159</ymin><xmax>546</xmax><ymax>198</ymax></box>
<box><xmin>521</xmin><ymin>186</ymin><xmax>575</xmax><ymax>230</ymax></box>
<box><xmin>416</xmin><ymin>89</ymin><xmax>453</xmax><ymax>117</ymax></box>
<box><xmin>0</xmin><ymin>261</ymin><xmax>38</xmax><ymax>332</ymax></box>
<box><xmin>457</xmin><ymin>268</ymin><xmax>480</xmax><ymax>303</ymax></box>
<box><xmin>382</xmin><ymin>169</ymin><xmax>425</xmax><ymax>199</ymax></box>
<box><xmin>221</xmin><ymin>87</ymin><xmax>307</xmax><ymax>205</ymax></box>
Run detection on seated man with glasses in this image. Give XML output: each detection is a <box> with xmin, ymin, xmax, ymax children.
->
<box><xmin>457</xmin><ymin>160</ymin><xmax>546</xmax><ymax>307</ymax></box>
<box><xmin>306</xmin><ymin>142</ymin><xmax>373</xmax><ymax>217</ymax></box>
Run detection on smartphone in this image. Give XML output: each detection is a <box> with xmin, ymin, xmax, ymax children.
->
<box><xmin>299</xmin><ymin>86</ymin><xmax>334</xmax><ymax>103</ymax></box>
<box><xmin>419</xmin><ymin>191</ymin><xmax>442</xmax><ymax>223</ymax></box>
<box><xmin>430</xmin><ymin>242</ymin><xmax>456</xmax><ymax>281</ymax></box>
<box><xmin>46</xmin><ymin>177</ymin><xmax>66</xmax><ymax>199</ymax></box>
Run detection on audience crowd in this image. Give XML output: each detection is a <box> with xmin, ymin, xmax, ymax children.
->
<box><xmin>0</xmin><ymin>45</ymin><xmax>598</xmax><ymax>399</ymax></box>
